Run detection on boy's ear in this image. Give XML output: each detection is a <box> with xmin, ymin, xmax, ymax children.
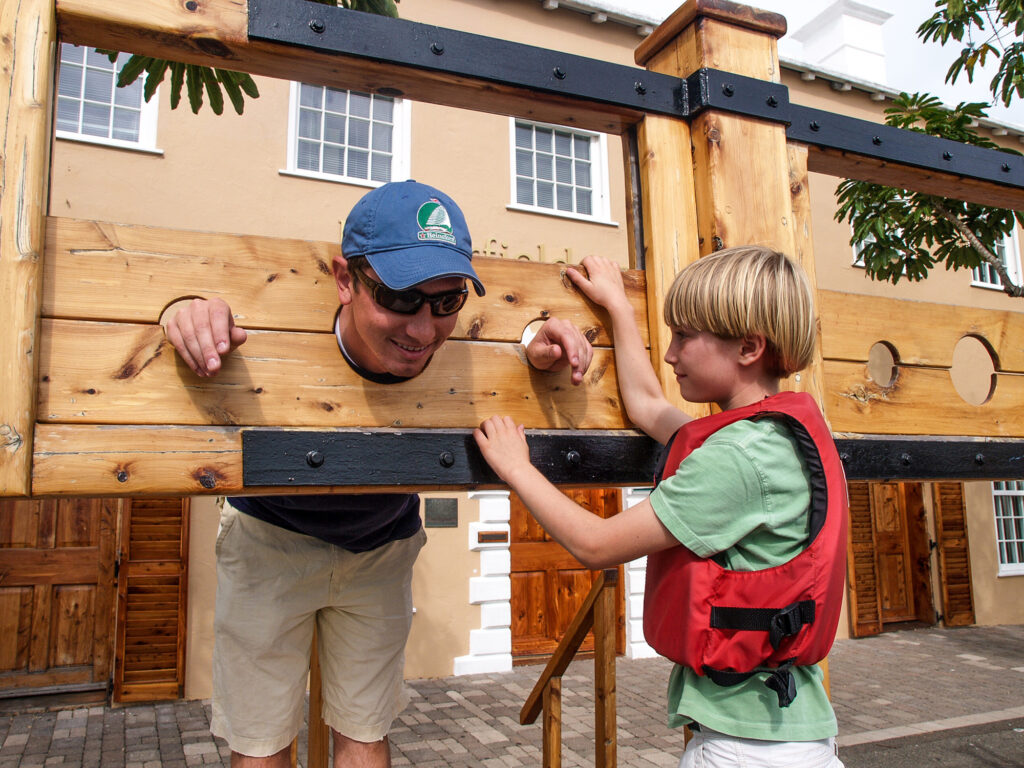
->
<box><xmin>333</xmin><ymin>254</ymin><xmax>354</xmax><ymax>306</ymax></box>
<box><xmin>737</xmin><ymin>333</ymin><xmax>769</xmax><ymax>367</ymax></box>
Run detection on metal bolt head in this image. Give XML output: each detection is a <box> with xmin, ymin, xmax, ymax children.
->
<box><xmin>634</xmin><ymin>81</ymin><xmax>647</xmax><ymax>95</ymax></box>
<box><xmin>766</xmin><ymin>95</ymin><xmax>778</xmax><ymax>107</ymax></box>
<box><xmin>722</xmin><ymin>83</ymin><xmax>735</xmax><ymax>97</ymax></box>
<box><xmin>553</xmin><ymin>67</ymin><xmax>567</xmax><ymax>80</ymax></box>
<box><xmin>975</xmin><ymin>453</ymin><xmax>985</xmax><ymax>465</ymax></box>
<box><xmin>943</xmin><ymin>151</ymin><xmax>953</xmax><ymax>160</ymax></box>
<box><xmin>117</xmin><ymin>470</ymin><xmax>128</xmax><ymax>483</ymax></box>
<box><xmin>306</xmin><ymin>450</ymin><xmax>325</xmax><ymax>468</ymax></box>
<box><xmin>430</xmin><ymin>42</ymin><xmax>445</xmax><ymax>55</ymax></box>
<box><xmin>185</xmin><ymin>0</ymin><xmax>199</xmax><ymax>10</ymax></box>
<box><xmin>900</xmin><ymin>452</ymin><xmax>912</xmax><ymax>465</ymax></box>
<box><xmin>809</xmin><ymin>120</ymin><xmax>821</xmax><ymax>131</ymax></box>
<box><xmin>309</xmin><ymin>19</ymin><xmax>326</xmax><ymax>33</ymax></box>
<box><xmin>872</xmin><ymin>136</ymin><xmax>882</xmax><ymax>145</ymax></box>
<box><xmin>565</xmin><ymin>450</ymin><xmax>581</xmax><ymax>467</ymax></box>
<box><xmin>439</xmin><ymin>451</ymin><xmax>455</xmax><ymax>468</ymax></box>
<box><xmin>1002</xmin><ymin>163</ymin><xmax>1011</xmax><ymax>172</ymax></box>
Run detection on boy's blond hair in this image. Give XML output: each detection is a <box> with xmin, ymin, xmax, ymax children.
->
<box><xmin>662</xmin><ymin>246</ymin><xmax>817</xmax><ymax>377</ymax></box>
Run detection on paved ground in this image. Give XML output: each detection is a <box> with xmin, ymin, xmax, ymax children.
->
<box><xmin>0</xmin><ymin>624</ymin><xmax>1021</xmax><ymax>767</ymax></box>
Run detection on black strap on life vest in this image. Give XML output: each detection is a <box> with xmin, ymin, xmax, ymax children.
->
<box><xmin>702</xmin><ymin>660</ymin><xmax>799</xmax><ymax>708</ymax></box>
<box><xmin>710</xmin><ymin>600</ymin><xmax>816</xmax><ymax>649</ymax></box>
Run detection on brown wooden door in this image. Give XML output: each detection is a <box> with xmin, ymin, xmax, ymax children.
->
<box><xmin>112</xmin><ymin>497</ymin><xmax>190</xmax><ymax>703</ymax></box>
<box><xmin>871</xmin><ymin>483</ymin><xmax>917</xmax><ymax>623</ymax></box>
<box><xmin>0</xmin><ymin>498</ymin><xmax>119</xmax><ymax>698</ymax></box>
<box><xmin>933</xmin><ymin>482</ymin><xmax>976</xmax><ymax>627</ymax></box>
<box><xmin>510</xmin><ymin>489</ymin><xmax>625</xmax><ymax>662</ymax></box>
<box><xmin>847</xmin><ymin>481</ymin><xmax>935</xmax><ymax>637</ymax></box>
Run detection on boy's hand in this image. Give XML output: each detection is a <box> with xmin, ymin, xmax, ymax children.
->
<box><xmin>164</xmin><ymin>298</ymin><xmax>247</xmax><ymax>377</ymax></box>
<box><xmin>566</xmin><ymin>256</ymin><xmax>630</xmax><ymax>313</ymax></box>
<box><xmin>474</xmin><ymin>416</ymin><xmax>532</xmax><ymax>485</ymax></box>
<box><xmin>524</xmin><ymin>317</ymin><xmax>594</xmax><ymax>386</ymax></box>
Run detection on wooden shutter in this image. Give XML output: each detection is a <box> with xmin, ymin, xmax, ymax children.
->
<box><xmin>932</xmin><ymin>482</ymin><xmax>975</xmax><ymax>627</ymax></box>
<box><xmin>845</xmin><ymin>481</ymin><xmax>882</xmax><ymax>637</ymax></box>
<box><xmin>113</xmin><ymin>497</ymin><xmax>190</xmax><ymax>702</ymax></box>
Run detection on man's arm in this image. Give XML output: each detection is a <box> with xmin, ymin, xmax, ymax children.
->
<box><xmin>162</xmin><ymin>297</ymin><xmax>247</xmax><ymax>377</ymax></box>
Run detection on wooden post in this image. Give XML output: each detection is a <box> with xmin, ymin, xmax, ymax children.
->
<box><xmin>307</xmin><ymin>634</ymin><xmax>330</xmax><ymax>768</ymax></box>
<box><xmin>593</xmin><ymin>570</ymin><xmax>617</xmax><ymax>768</ymax></box>
<box><xmin>635</xmin><ymin>1</ymin><xmax>829</xmax><ymax>404</ymax></box>
<box><xmin>0</xmin><ymin>0</ymin><xmax>56</xmax><ymax>496</ymax></box>
<box><xmin>542</xmin><ymin>678</ymin><xmax>562</xmax><ymax>768</ymax></box>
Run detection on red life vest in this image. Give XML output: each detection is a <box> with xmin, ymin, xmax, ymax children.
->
<box><xmin>643</xmin><ymin>391</ymin><xmax>848</xmax><ymax>706</ymax></box>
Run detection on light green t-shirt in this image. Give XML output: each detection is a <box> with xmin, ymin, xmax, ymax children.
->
<box><xmin>648</xmin><ymin>417</ymin><xmax>838</xmax><ymax>742</ymax></box>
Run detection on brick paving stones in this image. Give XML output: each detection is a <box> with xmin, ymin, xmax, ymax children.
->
<box><xmin>0</xmin><ymin>624</ymin><xmax>1019</xmax><ymax>766</ymax></box>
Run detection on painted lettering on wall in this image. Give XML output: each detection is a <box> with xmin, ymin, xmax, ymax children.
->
<box><xmin>472</xmin><ymin>237</ymin><xmax>574</xmax><ymax>265</ymax></box>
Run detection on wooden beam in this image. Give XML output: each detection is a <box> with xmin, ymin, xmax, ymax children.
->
<box><xmin>819</xmin><ymin>290</ymin><xmax>1024</xmax><ymax>373</ymax></box>
<box><xmin>0</xmin><ymin>0</ymin><xmax>56</xmax><ymax>496</ymax></box>
<box><xmin>824</xmin><ymin>361</ymin><xmax>1024</xmax><ymax>437</ymax></box>
<box><xmin>38</xmin><ymin>321</ymin><xmax>627</xmax><ymax>429</ymax></box>
<box><xmin>54</xmin><ymin>0</ymin><xmax>642</xmax><ymax>135</ymax></box>
<box><xmin>804</xmin><ymin>144</ymin><xmax>1024</xmax><ymax>212</ymax></box>
<box><xmin>43</xmin><ymin>217</ymin><xmax>648</xmax><ymax>346</ymax></box>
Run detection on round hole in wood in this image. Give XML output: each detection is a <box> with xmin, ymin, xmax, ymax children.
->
<box><xmin>866</xmin><ymin>341</ymin><xmax>898</xmax><ymax>387</ymax></box>
<box><xmin>950</xmin><ymin>335</ymin><xmax>996</xmax><ymax>406</ymax></box>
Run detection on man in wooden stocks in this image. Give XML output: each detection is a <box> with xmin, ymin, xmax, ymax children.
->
<box><xmin>164</xmin><ymin>180</ymin><xmax>594</xmax><ymax>768</ymax></box>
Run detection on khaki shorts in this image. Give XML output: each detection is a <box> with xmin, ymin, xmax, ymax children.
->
<box><xmin>210</xmin><ymin>500</ymin><xmax>425</xmax><ymax>758</ymax></box>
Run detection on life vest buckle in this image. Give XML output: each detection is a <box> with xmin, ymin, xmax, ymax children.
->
<box><xmin>768</xmin><ymin>601</ymin><xmax>814</xmax><ymax>649</ymax></box>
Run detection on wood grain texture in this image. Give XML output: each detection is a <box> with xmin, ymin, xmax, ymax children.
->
<box><xmin>38</xmin><ymin>320</ymin><xmax>626</xmax><ymax>429</ymax></box>
<box><xmin>0</xmin><ymin>0</ymin><xmax>56</xmax><ymax>496</ymax></box>
<box><xmin>43</xmin><ymin>217</ymin><xmax>648</xmax><ymax>346</ymax></box>
<box><xmin>824</xmin><ymin>360</ymin><xmax>1024</xmax><ymax>437</ymax></box>
<box><xmin>819</xmin><ymin>290</ymin><xmax>1024</xmax><ymax>373</ymax></box>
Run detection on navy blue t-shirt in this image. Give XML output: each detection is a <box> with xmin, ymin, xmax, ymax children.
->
<box><xmin>228</xmin><ymin>493</ymin><xmax>420</xmax><ymax>552</ymax></box>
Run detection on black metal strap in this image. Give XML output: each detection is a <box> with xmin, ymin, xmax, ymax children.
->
<box><xmin>710</xmin><ymin>600</ymin><xmax>816</xmax><ymax>649</ymax></box>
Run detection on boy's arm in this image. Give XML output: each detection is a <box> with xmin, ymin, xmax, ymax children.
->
<box><xmin>475</xmin><ymin>416</ymin><xmax>678</xmax><ymax>569</ymax></box>
<box><xmin>567</xmin><ymin>257</ymin><xmax>689</xmax><ymax>444</ymax></box>
<box><xmin>162</xmin><ymin>297</ymin><xmax>247</xmax><ymax>377</ymax></box>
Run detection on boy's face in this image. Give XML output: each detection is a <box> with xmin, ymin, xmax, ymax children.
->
<box><xmin>333</xmin><ymin>256</ymin><xmax>463</xmax><ymax>378</ymax></box>
<box><xmin>664</xmin><ymin>326</ymin><xmax>747</xmax><ymax>408</ymax></box>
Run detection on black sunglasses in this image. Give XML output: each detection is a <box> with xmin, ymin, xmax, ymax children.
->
<box><xmin>351</xmin><ymin>263</ymin><xmax>468</xmax><ymax>317</ymax></box>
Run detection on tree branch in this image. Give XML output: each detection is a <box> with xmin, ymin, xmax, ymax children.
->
<box><xmin>933</xmin><ymin>200</ymin><xmax>1024</xmax><ymax>297</ymax></box>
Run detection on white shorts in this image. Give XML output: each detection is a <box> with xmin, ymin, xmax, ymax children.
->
<box><xmin>210</xmin><ymin>500</ymin><xmax>425</xmax><ymax>757</ymax></box>
<box><xmin>679</xmin><ymin>726</ymin><xmax>844</xmax><ymax>768</ymax></box>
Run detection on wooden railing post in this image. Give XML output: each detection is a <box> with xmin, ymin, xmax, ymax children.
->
<box><xmin>522</xmin><ymin>569</ymin><xmax>619</xmax><ymax>767</ymax></box>
<box><xmin>0</xmin><ymin>0</ymin><xmax>56</xmax><ymax>496</ymax></box>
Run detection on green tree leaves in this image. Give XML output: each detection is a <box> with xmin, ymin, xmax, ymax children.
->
<box><xmin>835</xmin><ymin>94</ymin><xmax>1023</xmax><ymax>297</ymax></box>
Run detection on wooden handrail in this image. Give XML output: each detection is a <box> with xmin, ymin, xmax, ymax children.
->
<box><xmin>521</xmin><ymin>568</ymin><xmax>619</xmax><ymax>768</ymax></box>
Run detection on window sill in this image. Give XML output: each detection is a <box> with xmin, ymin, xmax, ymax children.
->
<box><xmin>971</xmin><ymin>280</ymin><xmax>1009</xmax><ymax>291</ymax></box>
<box><xmin>279</xmin><ymin>168</ymin><xmax>386</xmax><ymax>188</ymax></box>
<box><xmin>56</xmin><ymin>132</ymin><xmax>163</xmax><ymax>155</ymax></box>
<box><xmin>997</xmin><ymin>567</ymin><xmax>1024</xmax><ymax>577</ymax></box>
<box><xmin>506</xmin><ymin>203</ymin><xmax>618</xmax><ymax>227</ymax></box>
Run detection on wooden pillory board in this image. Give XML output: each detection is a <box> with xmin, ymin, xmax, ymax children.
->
<box><xmin>4</xmin><ymin>0</ymin><xmax>1024</xmax><ymax>502</ymax></box>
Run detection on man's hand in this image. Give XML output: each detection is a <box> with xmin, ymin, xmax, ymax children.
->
<box><xmin>524</xmin><ymin>317</ymin><xmax>594</xmax><ymax>386</ymax></box>
<box><xmin>474</xmin><ymin>416</ymin><xmax>533</xmax><ymax>486</ymax></box>
<box><xmin>163</xmin><ymin>298</ymin><xmax>247</xmax><ymax>377</ymax></box>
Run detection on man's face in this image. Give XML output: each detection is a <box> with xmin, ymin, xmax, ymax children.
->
<box><xmin>333</xmin><ymin>256</ymin><xmax>464</xmax><ymax>378</ymax></box>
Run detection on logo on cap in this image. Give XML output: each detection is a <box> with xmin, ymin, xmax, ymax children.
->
<box><xmin>416</xmin><ymin>199</ymin><xmax>457</xmax><ymax>246</ymax></box>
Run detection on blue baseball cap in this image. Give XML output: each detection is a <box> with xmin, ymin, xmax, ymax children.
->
<box><xmin>342</xmin><ymin>180</ymin><xmax>485</xmax><ymax>296</ymax></box>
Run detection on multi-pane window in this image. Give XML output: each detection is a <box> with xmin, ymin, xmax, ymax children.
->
<box><xmin>512</xmin><ymin>120</ymin><xmax>608</xmax><ymax>220</ymax></box>
<box><xmin>290</xmin><ymin>84</ymin><xmax>403</xmax><ymax>184</ymax></box>
<box><xmin>993</xmin><ymin>481</ymin><xmax>1024</xmax><ymax>576</ymax></box>
<box><xmin>56</xmin><ymin>44</ymin><xmax>157</xmax><ymax>148</ymax></box>
<box><xmin>972</xmin><ymin>231</ymin><xmax>1021</xmax><ymax>290</ymax></box>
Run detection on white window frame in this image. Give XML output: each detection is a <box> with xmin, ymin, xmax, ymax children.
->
<box><xmin>282</xmin><ymin>82</ymin><xmax>411</xmax><ymax>188</ymax></box>
<box><xmin>971</xmin><ymin>229</ymin><xmax>1021</xmax><ymax>290</ymax></box>
<box><xmin>507</xmin><ymin>118</ymin><xmax>616</xmax><ymax>225</ymax></box>
<box><xmin>54</xmin><ymin>44</ymin><xmax>161</xmax><ymax>154</ymax></box>
<box><xmin>992</xmin><ymin>481</ymin><xmax>1024</xmax><ymax>576</ymax></box>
